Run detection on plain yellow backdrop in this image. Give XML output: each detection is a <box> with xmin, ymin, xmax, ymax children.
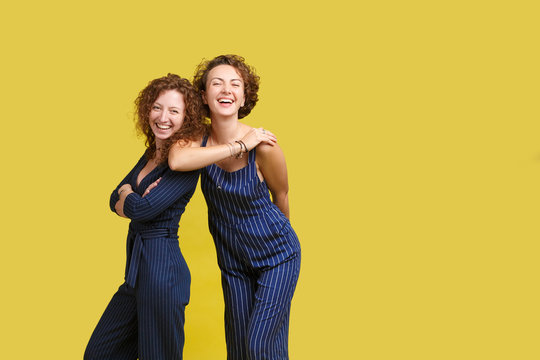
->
<box><xmin>1</xmin><ymin>0</ymin><xmax>539</xmax><ymax>359</ymax></box>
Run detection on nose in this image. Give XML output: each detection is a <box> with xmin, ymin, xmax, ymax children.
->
<box><xmin>159</xmin><ymin>109</ymin><xmax>167</xmax><ymax>122</ymax></box>
<box><xmin>222</xmin><ymin>83</ymin><xmax>232</xmax><ymax>94</ymax></box>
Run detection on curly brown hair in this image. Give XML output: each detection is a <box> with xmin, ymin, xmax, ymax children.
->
<box><xmin>134</xmin><ymin>73</ymin><xmax>207</xmax><ymax>163</ymax></box>
<box><xmin>193</xmin><ymin>54</ymin><xmax>260</xmax><ymax>119</ymax></box>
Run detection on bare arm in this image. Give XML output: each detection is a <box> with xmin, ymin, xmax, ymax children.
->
<box><xmin>257</xmin><ymin>143</ymin><xmax>290</xmax><ymax>218</ymax></box>
<box><xmin>169</xmin><ymin>128</ymin><xmax>277</xmax><ymax>171</ymax></box>
<box><xmin>169</xmin><ymin>139</ymin><xmax>236</xmax><ymax>171</ymax></box>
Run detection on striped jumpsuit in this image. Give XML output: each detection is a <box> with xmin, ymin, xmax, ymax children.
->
<box><xmin>85</xmin><ymin>153</ymin><xmax>199</xmax><ymax>360</ymax></box>
<box><xmin>201</xmin><ymin>137</ymin><xmax>302</xmax><ymax>360</ymax></box>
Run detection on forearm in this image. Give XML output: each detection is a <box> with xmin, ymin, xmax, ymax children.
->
<box><xmin>115</xmin><ymin>187</ymin><xmax>134</xmax><ymax>218</ymax></box>
<box><xmin>168</xmin><ymin>142</ymin><xmax>242</xmax><ymax>171</ymax></box>
<box><xmin>122</xmin><ymin>171</ymin><xmax>199</xmax><ymax>221</ymax></box>
<box><xmin>272</xmin><ymin>191</ymin><xmax>290</xmax><ymax>219</ymax></box>
<box><xmin>109</xmin><ymin>155</ymin><xmax>145</xmax><ymax>213</ymax></box>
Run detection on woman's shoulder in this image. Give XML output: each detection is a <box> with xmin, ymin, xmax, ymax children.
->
<box><xmin>255</xmin><ymin>143</ymin><xmax>284</xmax><ymax>165</ymax></box>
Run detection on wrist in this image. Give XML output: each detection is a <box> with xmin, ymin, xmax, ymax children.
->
<box><xmin>118</xmin><ymin>187</ymin><xmax>133</xmax><ymax>197</ymax></box>
<box><xmin>234</xmin><ymin>140</ymin><xmax>247</xmax><ymax>159</ymax></box>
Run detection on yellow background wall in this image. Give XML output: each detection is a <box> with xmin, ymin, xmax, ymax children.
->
<box><xmin>1</xmin><ymin>0</ymin><xmax>539</xmax><ymax>359</ymax></box>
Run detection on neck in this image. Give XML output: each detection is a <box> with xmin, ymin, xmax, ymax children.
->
<box><xmin>209</xmin><ymin>115</ymin><xmax>240</xmax><ymax>144</ymax></box>
<box><xmin>153</xmin><ymin>138</ymin><xmax>164</xmax><ymax>161</ymax></box>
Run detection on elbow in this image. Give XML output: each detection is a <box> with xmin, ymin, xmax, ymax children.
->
<box><xmin>168</xmin><ymin>153</ymin><xmax>180</xmax><ymax>171</ymax></box>
<box><xmin>168</xmin><ymin>153</ymin><xmax>187</xmax><ymax>171</ymax></box>
<box><xmin>168</xmin><ymin>155</ymin><xmax>198</xmax><ymax>172</ymax></box>
<box><xmin>272</xmin><ymin>190</ymin><xmax>289</xmax><ymax>204</ymax></box>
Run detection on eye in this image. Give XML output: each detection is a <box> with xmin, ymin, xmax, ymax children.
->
<box><xmin>152</xmin><ymin>105</ymin><xmax>161</xmax><ymax>110</ymax></box>
<box><xmin>171</xmin><ymin>109</ymin><xmax>179</xmax><ymax>114</ymax></box>
<box><xmin>211</xmin><ymin>81</ymin><xmax>222</xmax><ymax>86</ymax></box>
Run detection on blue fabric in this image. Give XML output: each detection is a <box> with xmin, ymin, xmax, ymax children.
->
<box><xmin>201</xmin><ymin>137</ymin><xmax>301</xmax><ymax>360</ymax></box>
<box><xmin>85</xmin><ymin>153</ymin><xmax>199</xmax><ymax>360</ymax></box>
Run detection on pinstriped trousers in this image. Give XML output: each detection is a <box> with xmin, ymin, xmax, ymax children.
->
<box><xmin>209</xmin><ymin>211</ymin><xmax>301</xmax><ymax>360</ymax></box>
<box><xmin>220</xmin><ymin>255</ymin><xmax>301</xmax><ymax>360</ymax></box>
<box><xmin>84</xmin><ymin>235</ymin><xmax>190</xmax><ymax>360</ymax></box>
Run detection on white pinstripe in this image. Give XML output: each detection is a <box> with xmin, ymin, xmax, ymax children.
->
<box><xmin>201</xmin><ymin>140</ymin><xmax>301</xmax><ymax>360</ymax></box>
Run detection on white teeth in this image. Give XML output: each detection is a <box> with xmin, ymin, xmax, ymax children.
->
<box><xmin>218</xmin><ymin>99</ymin><xmax>233</xmax><ymax>103</ymax></box>
<box><xmin>156</xmin><ymin>123</ymin><xmax>171</xmax><ymax>129</ymax></box>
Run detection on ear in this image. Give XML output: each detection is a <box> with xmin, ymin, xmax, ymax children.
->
<box><xmin>202</xmin><ymin>90</ymin><xmax>208</xmax><ymax>104</ymax></box>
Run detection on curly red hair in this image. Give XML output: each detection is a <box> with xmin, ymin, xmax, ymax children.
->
<box><xmin>134</xmin><ymin>74</ymin><xmax>207</xmax><ymax>163</ymax></box>
<box><xmin>193</xmin><ymin>54</ymin><xmax>260</xmax><ymax>119</ymax></box>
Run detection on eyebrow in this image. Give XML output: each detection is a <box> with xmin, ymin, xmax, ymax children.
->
<box><xmin>153</xmin><ymin>102</ymin><xmax>181</xmax><ymax>110</ymax></box>
<box><xmin>210</xmin><ymin>77</ymin><xmax>243</xmax><ymax>82</ymax></box>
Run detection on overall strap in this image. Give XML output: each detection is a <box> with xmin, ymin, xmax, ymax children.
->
<box><xmin>248</xmin><ymin>147</ymin><xmax>256</xmax><ymax>164</ymax></box>
<box><xmin>201</xmin><ymin>135</ymin><xmax>208</xmax><ymax>147</ymax></box>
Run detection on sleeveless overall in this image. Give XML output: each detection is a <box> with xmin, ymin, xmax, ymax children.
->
<box><xmin>201</xmin><ymin>137</ymin><xmax>301</xmax><ymax>360</ymax></box>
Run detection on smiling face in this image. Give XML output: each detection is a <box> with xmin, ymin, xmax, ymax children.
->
<box><xmin>203</xmin><ymin>64</ymin><xmax>245</xmax><ymax>119</ymax></box>
<box><xmin>149</xmin><ymin>90</ymin><xmax>186</xmax><ymax>145</ymax></box>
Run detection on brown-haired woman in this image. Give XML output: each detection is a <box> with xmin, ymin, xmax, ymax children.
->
<box><xmin>168</xmin><ymin>55</ymin><xmax>302</xmax><ymax>360</ymax></box>
<box><xmin>84</xmin><ymin>74</ymin><xmax>206</xmax><ymax>360</ymax></box>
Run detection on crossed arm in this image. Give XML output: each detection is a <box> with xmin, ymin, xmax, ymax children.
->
<box><xmin>110</xmin><ymin>164</ymin><xmax>198</xmax><ymax>221</ymax></box>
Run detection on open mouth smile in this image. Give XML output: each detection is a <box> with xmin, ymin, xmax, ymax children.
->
<box><xmin>155</xmin><ymin>123</ymin><xmax>172</xmax><ymax>130</ymax></box>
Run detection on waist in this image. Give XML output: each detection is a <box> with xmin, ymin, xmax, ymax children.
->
<box><xmin>128</xmin><ymin>225</ymin><xmax>178</xmax><ymax>240</ymax></box>
<box><xmin>209</xmin><ymin>205</ymin><xmax>286</xmax><ymax>227</ymax></box>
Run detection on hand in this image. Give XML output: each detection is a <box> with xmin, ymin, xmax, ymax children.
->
<box><xmin>143</xmin><ymin>177</ymin><xmax>161</xmax><ymax>197</ymax></box>
<box><xmin>241</xmin><ymin>127</ymin><xmax>277</xmax><ymax>151</ymax></box>
<box><xmin>118</xmin><ymin>184</ymin><xmax>133</xmax><ymax>196</ymax></box>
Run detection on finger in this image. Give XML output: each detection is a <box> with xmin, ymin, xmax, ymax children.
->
<box><xmin>265</xmin><ymin>134</ymin><xmax>277</xmax><ymax>143</ymax></box>
<box><xmin>263</xmin><ymin>138</ymin><xmax>277</xmax><ymax>146</ymax></box>
<box><xmin>148</xmin><ymin>178</ymin><xmax>161</xmax><ymax>188</ymax></box>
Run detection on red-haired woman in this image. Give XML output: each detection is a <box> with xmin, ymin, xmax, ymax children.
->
<box><xmin>168</xmin><ymin>55</ymin><xmax>301</xmax><ymax>360</ymax></box>
<box><xmin>84</xmin><ymin>74</ymin><xmax>206</xmax><ymax>360</ymax></box>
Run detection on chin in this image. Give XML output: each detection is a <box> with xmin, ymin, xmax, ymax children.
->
<box><xmin>216</xmin><ymin>110</ymin><xmax>239</xmax><ymax>118</ymax></box>
<box><xmin>153</xmin><ymin>133</ymin><xmax>172</xmax><ymax>141</ymax></box>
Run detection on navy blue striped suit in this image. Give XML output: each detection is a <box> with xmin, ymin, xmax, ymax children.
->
<box><xmin>201</xmin><ymin>138</ymin><xmax>301</xmax><ymax>360</ymax></box>
<box><xmin>85</xmin><ymin>152</ymin><xmax>199</xmax><ymax>360</ymax></box>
